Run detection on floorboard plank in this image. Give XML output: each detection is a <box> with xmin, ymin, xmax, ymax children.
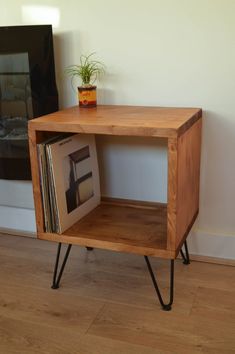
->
<box><xmin>0</xmin><ymin>316</ymin><xmax>164</xmax><ymax>354</ymax></box>
<box><xmin>0</xmin><ymin>234</ymin><xmax>235</xmax><ymax>353</ymax></box>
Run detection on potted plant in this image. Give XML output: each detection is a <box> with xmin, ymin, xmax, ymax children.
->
<box><xmin>66</xmin><ymin>52</ymin><xmax>105</xmax><ymax>108</ymax></box>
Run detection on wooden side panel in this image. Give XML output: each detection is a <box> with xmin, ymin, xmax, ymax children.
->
<box><xmin>28</xmin><ymin>129</ymin><xmax>45</xmax><ymax>234</ymax></box>
<box><xmin>167</xmin><ymin>119</ymin><xmax>202</xmax><ymax>253</ymax></box>
<box><xmin>167</xmin><ymin>138</ymin><xmax>178</xmax><ymax>252</ymax></box>
<box><xmin>176</xmin><ymin>119</ymin><xmax>202</xmax><ymax>249</ymax></box>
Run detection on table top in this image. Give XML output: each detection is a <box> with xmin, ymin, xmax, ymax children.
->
<box><xmin>28</xmin><ymin>105</ymin><xmax>202</xmax><ymax>138</ymax></box>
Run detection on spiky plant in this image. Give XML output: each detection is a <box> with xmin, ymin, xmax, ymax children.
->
<box><xmin>66</xmin><ymin>52</ymin><xmax>105</xmax><ymax>87</ymax></box>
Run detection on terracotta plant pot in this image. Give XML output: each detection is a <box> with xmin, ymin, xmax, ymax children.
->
<box><xmin>78</xmin><ymin>86</ymin><xmax>97</xmax><ymax>108</ymax></box>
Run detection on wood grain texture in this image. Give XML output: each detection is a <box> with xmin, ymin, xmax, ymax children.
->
<box><xmin>28</xmin><ymin>129</ymin><xmax>44</xmax><ymax>233</ymax></box>
<box><xmin>167</xmin><ymin>119</ymin><xmax>202</xmax><ymax>252</ymax></box>
<box><xmin>176</xmin><ymin>119</ymin><xmax>202</xmax><ymax>249</ymax></box>
<box><xmin>167</xmin><ymin>137</ymin><xmax>178</xmax><ymax>251</ymax></box>
<box><xmin>28</xmin><ymin>105</ymin><xmax>202</xmax><ymax>138</ymax></box>
<box><xmin>0</xmin><ymin>317</ymin><xmax>160</xmax><ymax>354</ymax></box>
<box><xmin>1</xmin><ymin>234</ymin><xmax>234</xmax><ymax>354</ymax></box>
<box><xmin>38</xmin><ymin>201</ymin><xmax>173</xmax><ymax>258</ymax></box>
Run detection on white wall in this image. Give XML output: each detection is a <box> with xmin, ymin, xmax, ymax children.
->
<box><xmin>0</xmin><ymin>0</ymin><xmax>235</xmax><ymax>259</ymax></box>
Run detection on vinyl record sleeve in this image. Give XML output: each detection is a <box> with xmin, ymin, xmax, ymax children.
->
<box><xmin>46</xmin><ymin>134</ymin><xmax>100</xmax><ymax>233</ymax></box>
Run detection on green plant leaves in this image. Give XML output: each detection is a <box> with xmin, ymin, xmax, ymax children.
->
<box><xmin>66</xmin><ymin>53</ymin><xmax>105</xmax><ymax>87</ymax></box>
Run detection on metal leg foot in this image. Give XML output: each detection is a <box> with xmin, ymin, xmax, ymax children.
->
<box><xmin>51</xmin><ymin>243</ymin><xmax>72</xmax><ymax>289</ymax></box>
<box><xmin>86</xmin><ymin>247</ymin><xmax>93</xmax><ymax>251</ymax></box>
<box><xmin>144</xmin><ymin>256</ymin><xmax>174</xmax><ymax>311</ymax></box>
<box><xmin>180</xmin><ymin>241</ymin><xmax>190</xmax><ymax>265</ymax></box>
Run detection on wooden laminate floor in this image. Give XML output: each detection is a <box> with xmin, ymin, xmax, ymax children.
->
<box><xmin>0</xmin><ymin>234</ymin><xmax>235</xmax><ymax>354</ymax></box>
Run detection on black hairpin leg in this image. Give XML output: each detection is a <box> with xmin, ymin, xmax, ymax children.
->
<box><xmin>51</xmin><ymin>243</ymin><xmax>72</xmax><ymax>289</ymax></box>
<box><xmin>144</xmin><ymin>256</ymin><xmax>174</xmax><ymax>311</ymax></box>
<box><xmin>180</xmin><ymin>240</ymin><xmax>190</xmax><ymax>264</ymax></box>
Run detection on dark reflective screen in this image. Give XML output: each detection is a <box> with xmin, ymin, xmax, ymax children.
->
<box><xmin>0</xmin><ymin>53</ymin><xmax>32</xmax><ymax>163</ymax></box>
<box><xmin>0</xmin><ymin>25</ymin><xmax>58</xmax><ymax>180</ymax></box>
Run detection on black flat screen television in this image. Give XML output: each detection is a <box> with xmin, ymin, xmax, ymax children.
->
<box><xmin>0</xmin><ymin>25</ymin><xmax>58</xmax><ymax>180</ymax></box>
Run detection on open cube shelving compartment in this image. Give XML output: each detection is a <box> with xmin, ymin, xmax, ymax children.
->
<box><xmin>28</xmin><ymin>105</ymin><xmax>202</xmax><ymax>260</ymax></box>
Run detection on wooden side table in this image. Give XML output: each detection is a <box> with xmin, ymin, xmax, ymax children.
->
<box><xmin>28</xmin><ymin>105</ymin><xmax>202</xmax><ymax>310</ymax></box>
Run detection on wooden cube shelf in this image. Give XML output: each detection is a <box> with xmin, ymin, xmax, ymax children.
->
<box><xmin>28</xmin><ymin>105</ymin><xmax>202</xmax><ymax>260</ymax></box>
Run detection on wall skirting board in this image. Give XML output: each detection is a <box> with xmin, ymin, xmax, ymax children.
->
<box><xmin>187</xmin><ymin>230</ymin><xmax>235</xmax><ymax>265</ymax></box>
<box><xmin>0</xmin><ymin>205</ymin><xmax>36</xmax><ymax>236</ymax></box>
<box><xmin>0</xmin><ymin>206</ymin><xmax>234</xmax><ymax>265</ymax></box>
<box><xmin>0</xmin><ymin>227</ymin><xmax>36</xmax><ymax>238</ymax></box>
